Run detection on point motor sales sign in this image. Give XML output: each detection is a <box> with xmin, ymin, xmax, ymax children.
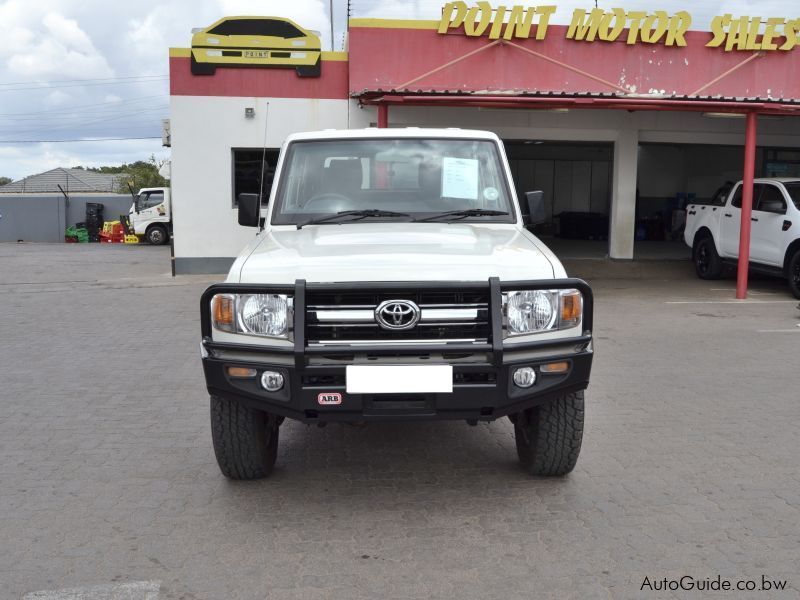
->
<box><xmin>438</xmin><ymin>1</ymin><xmax>800</xmax><ymax>51</ymax></box>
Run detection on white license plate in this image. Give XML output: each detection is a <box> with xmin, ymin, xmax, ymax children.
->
<box><xmin>243</xmin><ymin>50</ymin><xmax>270</xmax><ymax>58</ymax></box>
<box><xmin>346</xmin><ymin>365</ymin><xmax>453</xmax><ymax>394</ymax></box>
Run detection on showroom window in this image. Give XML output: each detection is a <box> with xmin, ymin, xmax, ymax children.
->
<box><xmin>209</xmin><ymin>19</ymin><xmax>304</xmax><ymax>38</ymax></box>
<box><xmin>232</xmin><ymin>149</ymin><xmax>279</xmax><ymax>206</ymax></box>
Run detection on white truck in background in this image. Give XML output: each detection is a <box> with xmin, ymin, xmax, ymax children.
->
<box><xmin>128</xmin><ymin>187</ymin><xmax>171</xmax><ymax>245</ymax></box>
<box><xmin>684</xmin><ymin>177</ymin><xmax>800</xmax><ymax>298</ymax></box>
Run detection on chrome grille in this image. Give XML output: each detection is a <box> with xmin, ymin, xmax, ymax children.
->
<box><xmin>306</xmin><ymin>289</ymin><xmax>490</xmax><ymax>345</ymax></box>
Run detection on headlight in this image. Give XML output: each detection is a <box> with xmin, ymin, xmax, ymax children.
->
<box><xmin>239</xmin><ymin>294</ymin><xmax>288</xmax><ymax>336</ymax></box>
<box><xmin>211</xmin><ymin>293</ymin><xmax>292</xmax><ymax>339</ymax></box>
<box><xmin>506</xmin><ymin>290</ymin><xmax>556</xmax><ymax>333</ymax></box>
<box><xmin>503</xmin><ymin>289</ymin><xmax>582</xmax><ymax>336</ymax></box>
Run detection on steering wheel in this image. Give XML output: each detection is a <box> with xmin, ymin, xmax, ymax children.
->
<box><xmin>302</xmin><ymin>193</ymin><xmax>353</xmax><ymax>213</ymax></box>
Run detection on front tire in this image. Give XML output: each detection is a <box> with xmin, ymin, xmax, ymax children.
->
<box><xmin>693</xmin><ymin>235</ymin><xmax>723</xmax><ymax>280</ymax></box>
<box><xmin>788</xmin><ymin>249</ymin><xmax>800</xmax><ymax>299</ymax></box>
<box><xmin>210</xmin><ymin>395</ymin><xmax>280</xmax><ymax>480</ymax></box>
<box><xmin>513</xmin><ymin>391</ymin><xmax>584</xmax><ymax>476</ymax></box>
<box><xmin>146</xmin><ymin>225</ymin><xmax>169</xmax><ymax>246</ymax></box>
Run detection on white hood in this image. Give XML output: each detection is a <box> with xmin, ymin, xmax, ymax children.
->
<box><xmin>233</xmin><ymin>223</ymin><xmax>560</xmax><ymax>284</ymax></box>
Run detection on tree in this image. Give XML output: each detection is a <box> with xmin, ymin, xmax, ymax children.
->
<box><xmin>0</xmin><ymin>176</ymin><xmax>12</xmax><ymax>186</ymax></box>
<box><xmin>84</xmin><ymin>155</ymin><xmax>168</xmax><ymax>193</ymax></box>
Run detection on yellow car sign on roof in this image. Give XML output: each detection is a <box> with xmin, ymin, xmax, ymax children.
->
<box><xmin>191</xmin><ymin>16</ymin><xmax>322</xmax><ymax>77</ymax></box>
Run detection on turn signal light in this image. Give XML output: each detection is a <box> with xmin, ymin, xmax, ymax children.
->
<box><xmin>212</xmin><ymin>294</ymin><xmax>235</xmax><ymax>331</ymax></box>
<box><xmin>560</xmin><ymin>291</ymin><xmax>582</xmax><ymax>327</ymax></box>
<box><xmin>227</xmin><ymin>367</ymin><xmax>257</xmax><ymax>378</ymax></box>
<box><xmin>540</xmin><ymin>361</ymin><xmax>569</xmax><ymax>374</ymax></box>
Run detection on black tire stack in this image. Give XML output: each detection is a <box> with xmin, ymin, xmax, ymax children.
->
<box><xmin>85</xmin><ymin>203</ymin><xmax>104</xmax><ymax>243</ymax></box>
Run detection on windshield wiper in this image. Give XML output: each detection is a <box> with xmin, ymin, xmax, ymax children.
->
<box><xmin>296</xmin><ymin>209</ymin><xmax>410</xmax><ymax>229</ymax></box>
<box><xmin>414</xmin><ymin>209</ymin><xmax>509</xmax><ymax>223</ymax></box>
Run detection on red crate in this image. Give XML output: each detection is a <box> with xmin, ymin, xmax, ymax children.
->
<box><xmin>99</xmin><ymin>233</ymin><xmax>125</xmax><ymax>244</ymax></box>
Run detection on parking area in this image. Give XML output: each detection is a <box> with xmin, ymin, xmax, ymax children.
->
<box><xmin>1</xmin><ymin>243</ymin><xmax>798</xmax><ymax>600</ymax></box>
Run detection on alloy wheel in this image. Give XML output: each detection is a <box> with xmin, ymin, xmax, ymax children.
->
<box><xmin>696</xmin><ymin>243</ymin><xmax>709</xmax><ymax>275</ymax></box>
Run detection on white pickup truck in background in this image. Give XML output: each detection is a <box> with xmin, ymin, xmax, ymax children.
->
<box><xmin>684</xmin><ymin>178</ymin><xmax>800</xmax><ymax>298</ymax></box>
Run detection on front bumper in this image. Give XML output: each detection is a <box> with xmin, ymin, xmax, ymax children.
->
<box><xmin>191</xmin><ymin>47</ymin><xmax>321</xmax><ymax>67</ymax></box>
<box><xmin>200</xmin><ymin>278</ymin><xmax>594</xmax><ymax>423</ymax></box>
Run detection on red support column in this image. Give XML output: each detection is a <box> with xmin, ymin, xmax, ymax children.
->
<box><xmin>377</xmin><ymin>104</ymin><xmax>388</xmax><ymax>128</ymax></box>
<box><xmin>736</xmin><ymin>111</ymin><xmax>758</xmax><ymax>299</ymax></box>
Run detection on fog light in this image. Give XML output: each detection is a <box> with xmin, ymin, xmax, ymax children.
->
<box><xmin>512</xmin><ymin>367</ymin><xmax>536</xmax><ymax>388</ymax></box>
<box><xmin>260</xmin><ymin>371</ymin><xmax>284</xmax><ymax>392</ymax></box>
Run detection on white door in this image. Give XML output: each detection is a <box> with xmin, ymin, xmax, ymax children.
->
<box><xmin>750</xmin><ymin>184</ymin><xmax>790</xmax><ymax>267</ymax></box>
<box><xmin>133</xmin><ymin>190</ymin><xmax>167</xmax><ymax>232</ymax></box>
<box><xmin>720</xmin><ymin>184</ymin><xmax>745</xmax><ymax>257</ymax></box>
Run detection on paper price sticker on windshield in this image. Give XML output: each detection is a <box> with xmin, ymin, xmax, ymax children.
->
<box><xmin>442</xmin><ymin>157</ymin><xmax>479</xmax><ymax>200</ymax></box>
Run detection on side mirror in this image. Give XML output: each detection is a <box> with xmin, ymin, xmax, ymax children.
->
<box><xmin>238</xmin><ymin>193</ymin><xmax>261</xmax><ymax>227</ymax></box>
<box><xmin>524</xmin><ymin>191</ymin><xmax>546</xmax><ymax>226</ymax></box>
<box><xmin>134</xmin><ymin>196</ymin><xmax>141</xmax><ymax>213</ymax></box>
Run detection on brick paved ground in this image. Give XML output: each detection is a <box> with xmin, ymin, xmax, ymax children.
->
<box><xmin>1</xmin><ymin>243</ymin><xmax>798</xmax><ymax>599</ymax></box>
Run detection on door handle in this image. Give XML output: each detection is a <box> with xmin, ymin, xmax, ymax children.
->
<box><xmin>724</xmin><ymin>213</ymin><xmax>732</xmax><ymax>218</ymax></box>
<box><xmin>751</xmin><ymin>217</ymin><xmax>759</xmax><ymax>222</ymax></box>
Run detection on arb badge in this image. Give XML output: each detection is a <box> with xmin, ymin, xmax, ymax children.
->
<box><xmin>318</xmin><ymin>393</ymin><xmax>342</xmax><ymax>405</ymax></box>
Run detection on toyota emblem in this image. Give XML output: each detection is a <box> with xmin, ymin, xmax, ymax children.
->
<box><xmin>374</xmin><ymin>300</ymin><xmax>421</xmax><ymax>331</ymax></box>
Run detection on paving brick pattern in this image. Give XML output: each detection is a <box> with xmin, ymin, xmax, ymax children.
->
<box><xmin>1</xmin><ymin>244</ymin><xmax>798</xmax><ymax>599</ymax></box>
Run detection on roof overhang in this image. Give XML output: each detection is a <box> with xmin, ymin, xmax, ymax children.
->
<box><xmin>349</xmin><ymin>18</ymin><xmax>800</xmax><ymax>116</ymax></box>
<box><xmin>359</xmin><ymin>91</ymin><xmax>800</xmax><ymax>116</ymax></box>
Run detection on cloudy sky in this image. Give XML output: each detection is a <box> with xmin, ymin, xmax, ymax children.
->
<box><xmin>0</xmin><ymin>0</ymin><xmax>795</xmax><ymax>181</ymax></box>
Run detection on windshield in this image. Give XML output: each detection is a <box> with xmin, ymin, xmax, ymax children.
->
<box><xmin>270</xmin><ymin>138</ymin><xmax>516</xmax><ymax>226</ymax></box>
<box><xmin>784</xmin><ymin>182</ymin><xmax>800</xmax><ymax>210</ymax></box>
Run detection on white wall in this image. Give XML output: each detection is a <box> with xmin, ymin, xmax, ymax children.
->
<box><xmin>684</xmin><ymin>145</ymin><xmax>746</xmax><ymax>199</ymax></box>
<box><xmin>638</xmin><ymin>144</ymin><xmax>749</xmax><ymax>201</ymax></box>
<box><xmin>170</xmin><ymin>96</ymin><xmax>348</xmax><ymax>263</ymax></box>
<box><xmin>638</xmin><ymin>145</ymin><xmax>686</xmax><ymax>198</ymax></box>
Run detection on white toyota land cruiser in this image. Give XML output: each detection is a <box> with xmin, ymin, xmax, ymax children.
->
<box><xmin>200</xmin><ymin>128</ymin><xmax>594</xmax><ymax>479</ymax></box>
